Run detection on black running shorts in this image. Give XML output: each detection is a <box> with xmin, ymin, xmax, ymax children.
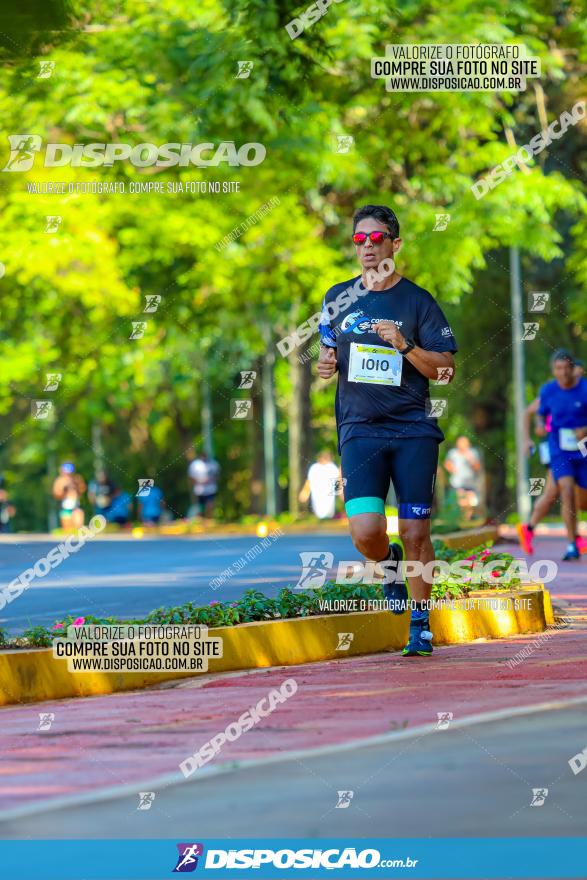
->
<box><xmin>341</xmin><ymin>436</ymin><xmax>440</xmax><ymax>519</ymax></box>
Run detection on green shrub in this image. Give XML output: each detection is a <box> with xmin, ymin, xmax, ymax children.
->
<box><xmin>21</xmin><ymin>626</ymin><xmax>54</xmax><ymax>648</ymax></box>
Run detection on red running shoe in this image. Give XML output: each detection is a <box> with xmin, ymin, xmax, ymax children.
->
<box><xmin>576</xmin><ymin>535</ymin><xmax>587</xmax><ymax>556</ymax></box>
<box><xmin>516</xmin><ymin>523</ymin><xmax>534</xmax><ymax>555</ymax></box>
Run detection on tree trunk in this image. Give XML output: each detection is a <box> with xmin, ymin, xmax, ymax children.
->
<box><xmin>300</xmin><ymin>344</ymin><xmax>314</xmax><ymax>473</ymax></box>
<box><xmin>288</xmin><ymin>350</ymin><xmax>302</xmax><ymax>517</ymax></box>
<box><xmin>249</xmin><ymin>356</ymin><xmax>265</xmax><ymax>515</ymax></box>
<box><xmin>201</xmin><ymin>369</ymin><xmax>214</xmax><ymax>458</ymax></box>
<box><xmin>261</xmin><ymin>321</ymin><xmax>278</xmax><ymax>516</ymax></box>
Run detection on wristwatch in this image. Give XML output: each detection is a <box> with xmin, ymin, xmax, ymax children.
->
<box><xmin>398</xmin><ymin>338</ymin><xmax>415</xmax><ymax>355</ymax></box>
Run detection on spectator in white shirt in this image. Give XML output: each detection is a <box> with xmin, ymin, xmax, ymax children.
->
<box><xmin>444</xmin><ymin>436</ymin><xmax>482</xmax><ymax>521</ymax></box>
<box><xmin>188</xmin><ymin>450</ymin><xmax>220</xmax><ymax>519</ymax></box>
<box><xmin>299</xmin><ymin>450</ymin><xmax>341</xmax><ymax>520</ymax></box>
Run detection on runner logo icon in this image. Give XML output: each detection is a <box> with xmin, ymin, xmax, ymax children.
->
<box><xmin>433</xmin><ymin>214</ymin><xmax>451</xmax><ymax>231</ymax></box>
<box><xmin>530</xmin><ymin>788</ymin><xmax>548</xmax><ymax>807</ymax></box>
<box><xmin>529</xmin><ymin>478</ymin><xmax>546</xmax><ymax>496</ymax></box>
<box><xmin>44</xmin><ymin>373</ymin><xmax>62</xmax><ymax>391</ymax></box>
<box><xmin>529</xmin><ymin>291</ymin><xmax>550</xmax><ymax>312</ymax></box>
<box><xmin>335</xmin><ymin>790</ymin><xmax>354</xmax><ymax>808</ymax></box>
<box><xmin>144</xmin><ymin>294</ymin><xmax>161</xmax><ymax>313</ymax></box>
<box><xmin>173</xmin><ymin>843</ymin><xmax>204</xmax><ymax>872</ymax></box>
<box><xmin>136</xmin><ymin>479</ymin><xmax>154</xmax><ymax>497</ymax></box>
<box><xmin>38</xmin><ymin>712</ymin><xmax>55</xmax><ymax>731</ymax></box>
<box><xmin>238</xmin><ymin>370</ymin><xmax>257</xmax><ymax>389</ymax></box>
<box><xmin>137</xmin><ymin>791</ymin><xmax>155</xmax><ymax>810</ymax></box>
<box><xmin>2</xmin><ymin>135</ymin><xmax>42</xmax><ymax>171</ymax></box>
<box><xmin>436</xmin><ymin>712</ymin><xmax>453</xmax><ymax>730</ymax></box>
<box><xmin>435</xmin><ymin>366</ymin><xmax>454</xmax><ymax>385</ymax></box>
<box><xmin>336</xmin><ymin>135</ymin><xmax>354</xmax><ymax>153</ymax></box>
<box><xmin>336</xmin><ymin>632</ymin><xmax>354</xmax><ymax>651</ymax></box>
<box><xmin>295</xmin><ymin>551</ymin><xmax>334</xmax><ymax>589</ymax></box>
<box><xmin>236</xmin><ymin>61</ymin><xmax>254</xmax><ymax>79</ymax></box>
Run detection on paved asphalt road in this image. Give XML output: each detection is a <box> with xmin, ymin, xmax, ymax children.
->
<box><xmin>0</xmin><ymin>534</ymin><xmax>356</xmax><ymax>634</ymax></box>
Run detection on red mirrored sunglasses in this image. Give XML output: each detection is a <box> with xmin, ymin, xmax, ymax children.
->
<box><xmin>352</xmin><ymin>230</ymin><xmax>393</xmax><ymax>245</ymax></box>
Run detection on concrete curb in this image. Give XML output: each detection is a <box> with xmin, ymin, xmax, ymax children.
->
<box><xmin>435</xmin><ymin>524</ymin><xmax>498</xmax><ymax>549</ymax></box>
<box><xmin>0</xmin><ymin>586</ymin><xmax>550</xmax><ymax>707</ymax></box>
<box><xmin>35</xmin><ymin>522</ymin><xmax>498</xmax><ymax>541</ymax></box>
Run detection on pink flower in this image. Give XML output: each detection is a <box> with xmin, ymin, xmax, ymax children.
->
<box><xmin>465</xmin><ymin>555</ymin><xmax>477</xmax><ymax>561</ymax></box>
<box><xmin>490</xmin><ymin>570</ymin><xmax>500</xmax><ymax>578</ymax></box>
<box><xmin>72</xmin><ymin>616</ymin><xmax>85</xmax><ymax>626</ymax></box>
<box><xmin>480</xmin><ymin>550</ymin><xmax>491</xmax><ymax>559</ymax></box>
<box><xmin>209</xmin><ymin>601</ymin><xmax>220</xmax><ymax>607</ymax></box>
<box><xmin>52</xmin><ymin>622</ymin><xmax>64</xmax><ymax>629</ymax></box>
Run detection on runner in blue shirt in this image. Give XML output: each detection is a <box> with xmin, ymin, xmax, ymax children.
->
<box><xmin>537</xmin><ymin>350</ymin><xmax>587</xmax><ymax>560</ymax></box>
<box><xmin>519</xmin><ymin>359</ymin><xmax>587</xmax><ymax>557</ymax></box>
<box><xmin>317</xmin><ymin>204</ymin><xmax>457</xmax><ymax>657</ymax></box>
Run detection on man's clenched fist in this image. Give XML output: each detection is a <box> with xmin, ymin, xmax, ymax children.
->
<box><xmin>317</xmin><ymin>345</ymin><xmax>337</xmax><ymax>379</ymax></box>
<box><xmin>373</xmin><ymin>320</ymin><xmax>406</xmax><ymax>351</ymax></box>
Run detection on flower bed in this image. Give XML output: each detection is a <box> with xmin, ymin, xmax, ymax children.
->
<box><xmin>0</xmin><ymin>541</ymin><xmax>519</xmax><ymax>649</ymax></box>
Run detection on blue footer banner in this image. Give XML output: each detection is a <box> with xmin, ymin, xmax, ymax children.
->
<box><xmin>0</xmin><ymin>838</ymin><xmax>584</xmax><ymax>878</ymax></box>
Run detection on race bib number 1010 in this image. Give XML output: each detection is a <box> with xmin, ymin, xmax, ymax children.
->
<box><xmin>348</xmin><ymin>342</ymin><xmax>402</xmax><ymax>386</ymax></box>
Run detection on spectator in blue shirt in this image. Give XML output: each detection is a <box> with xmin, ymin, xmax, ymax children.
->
<box><xmin>105</xmin><ymin>488</ymin><xmax>132</xmax><ymax>525</ymax></box>
<box><xmin>138</xmin><ymin>484</ymin><xmax>164</xmax><ymax>525</ymax></box>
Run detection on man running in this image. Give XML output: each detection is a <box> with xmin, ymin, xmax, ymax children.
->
<box><xmin>317</xmin><ymin>204</ymin><xmax>457</xmax><ymax>656</ymax></box>
<box><xmin>520</xmin><ymin>350</ymin><xmax>587</xmax><ymax>561</ymax></box>
<box><xmin>519</xmin><ymin>359</ymin><xmax>586</xmax><ymax>555</ymax></box>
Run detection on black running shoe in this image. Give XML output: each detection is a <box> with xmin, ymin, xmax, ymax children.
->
<box><xmin>402</xmin><ymin>609</ymin><xmax>434</xmax><ymax>657</ymax></box>
<box><xmin>383</xmin><ymin>542</ymin><xmax>409</xmax><ymax>615</ymax></box>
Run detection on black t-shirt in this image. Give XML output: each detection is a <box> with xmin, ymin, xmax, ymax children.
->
<box><xmin>319</xmin><ymin>275</ymin><xmax>458</xmax><ymax>449</ymax></box>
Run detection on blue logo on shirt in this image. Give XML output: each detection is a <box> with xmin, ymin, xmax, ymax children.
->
<box><xmin>340</xmin><ymin>310</ymin><xmax>402</xmax><ymax>335</ymax></box>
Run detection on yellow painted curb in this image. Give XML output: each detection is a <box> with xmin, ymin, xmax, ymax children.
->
<box><xmin>0</xmin><ymin>588</ymin><xmax>550</xmax><ymax>707</ymax></box>
<box><xmin>49</xmin><ymin>522</ymin><xmax>499</xmax><ymax>541</ymax></box>
<box><xmin>543</xmin><ymin>588</ymin><xmax>555</xmax><ymax>626</ymax></box>
<box><xmin>435</xmin><ymin>525</ymin><xmax>498</xmax><ymax>550</ymax></box>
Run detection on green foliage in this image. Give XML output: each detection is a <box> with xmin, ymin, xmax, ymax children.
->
<box><xmin>20</xmin><ymin>625</ymin><xmax>55</xmax><ymax>647</ymax></box>
<box><xmin>431</xmin><ymin>539</ymin><xmax>491</xmax><ymax>560</ymax></box>
<box><xmin>0</xmin><ymin>0</ymin><xmax>584</xmax><ymax>526</ymax></box>
<box><xmin>430</xmin><ymin>540</ymin><xmax>521</xmax><ymax>594</ymax></box>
